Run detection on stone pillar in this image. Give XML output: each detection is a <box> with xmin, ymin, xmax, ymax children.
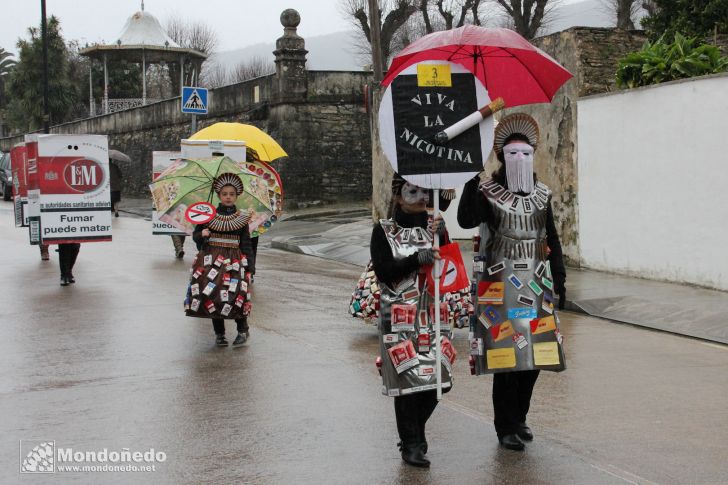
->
<box><xmin>272</xmin><ymin>9</ymin><xmax>308</xmax><ymax>104</ymax></box>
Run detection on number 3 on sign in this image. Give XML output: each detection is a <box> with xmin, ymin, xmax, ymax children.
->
<box><xmin>185</xmin><ymin>202</ymin><xmax>217</xmax><ymax>224</ymax></box>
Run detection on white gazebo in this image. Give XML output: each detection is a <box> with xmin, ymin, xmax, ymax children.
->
<box><xmin>80</xmin><ymin>4</ymin><xmax>206</xmax><ymax>114</ymax></box>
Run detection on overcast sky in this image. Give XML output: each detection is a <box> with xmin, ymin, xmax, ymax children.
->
<box><xmin>1</xmin><ymin>0</ymin><xmax>350</xmax><ymax>56</ymax></box>
<box><xmin>2</xmin><ymin>0</ymin><xmax>593</xmax><ymax>58</ymax></box>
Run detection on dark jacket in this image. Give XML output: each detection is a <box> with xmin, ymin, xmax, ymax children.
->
<box><xmin>457</xmin><ymin>172</ymin><xmax>566</xmax><ymax>292</ymax></box>
<box><xmin>370</xmin><ymin>207</ymin><xmax>449</xmax><ymax>288</ymax></box>
<box><xmin>192</xmin><ymin>204</ymin><xmax>256</xmax><ymax>273</ymax></box>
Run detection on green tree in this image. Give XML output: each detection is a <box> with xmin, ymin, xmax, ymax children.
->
<box><xmin>0</xmin><ymin>47</ymin><xmax>17</xmax><ymax>109</ymax></box>
<box><xmin>642</xmin><ymin>0</ymin><xmax>728</xmax><ymax>42</ymax></box>
<box><xmin>6</xmin><ymin>16</ymin><xmax>80</xmax><ymax>132</ymax></box>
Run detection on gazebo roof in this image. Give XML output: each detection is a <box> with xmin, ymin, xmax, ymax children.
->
<box><xmin>80</xmin><ymin>10</ymin><xmax>206</xmax><ymax>63</ymax></box>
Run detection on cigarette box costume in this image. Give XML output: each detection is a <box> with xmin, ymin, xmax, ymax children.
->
<box><xmin>458</xmin><ymin>113</ymin><xmax>566</xmax><ymax>375</ymax></box>
<box><xmin>469</xmin><ymin>176</ymin><xmax>566</xmax><ymax>373</ymax></box>
<box><xmin>184</xmin><ymin>205</ymin><xmax>254</xmax><ymax>319</ymax></box>
<box><xmin>371</xmin><ymin>210</ymin><xmax>455</xmax><ymax>397</ymax></box>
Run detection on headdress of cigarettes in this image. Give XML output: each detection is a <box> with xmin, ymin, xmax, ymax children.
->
<box><xmin>493</xmin><ymin>113</ymin><xmax>539</xmax><ymax>155</ymax></box>
<box><xmin>213</xmin><ymin>173</ymin><xmax>244</xmax><ymax>196</ymax></box>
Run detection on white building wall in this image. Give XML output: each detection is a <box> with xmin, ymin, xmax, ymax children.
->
<box><xmin>577</xmin><ymin>73</ymin><xmax>728</xmax><ymax>290</ymax></box>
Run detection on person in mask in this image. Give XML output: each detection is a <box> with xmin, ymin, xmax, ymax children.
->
<box><xmin>457</xmin><ymin>113</ymin><xmax>567</xmax><ymax>451</ymax></box>
<box><xmin>369</xmin><ymin>174</ymin><xmax>456</xmax><ymax>468</ymax></box>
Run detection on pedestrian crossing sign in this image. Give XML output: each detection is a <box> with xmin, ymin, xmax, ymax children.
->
<box><xmin>181</xmin><ymin>86</ymin><xmax>208</xmax><ymax>114</ymax></box>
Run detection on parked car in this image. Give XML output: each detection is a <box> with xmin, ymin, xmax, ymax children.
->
<box><xmin>0</xmin><ymin>152</ymin><xmax>13</xmax><ymax>201</ymax></box>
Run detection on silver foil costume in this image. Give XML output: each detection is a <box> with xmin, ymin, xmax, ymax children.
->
<box><xmin>378</xmin><ymin>219</ymin><xmax>455</xmax><ymax>396</ymax></box>
<box><xmin>471</xmin><ymin>178</ymin><xmax>566</xmax><ymax>374</ymax></box>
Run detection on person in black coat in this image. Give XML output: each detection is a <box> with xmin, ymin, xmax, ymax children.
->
<box><xmin>370</xmin><ymin>176</ymin><xmax>455</xmax><ymax>468</ymax></box>
<box><xmin>457</xmin><ymin>113</ymin><xmax>566</xmax><ymax>451</ymax></box>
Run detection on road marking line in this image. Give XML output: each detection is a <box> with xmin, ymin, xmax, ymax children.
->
<box><xmin>699</xmin><ymin>341</ymin><xmax>728</xmax><ymax>351</ymax></box>
<box><xmin>589</xmin><ymin>463</ymin><xmax>660</xmax><ymax>485</ymax></box>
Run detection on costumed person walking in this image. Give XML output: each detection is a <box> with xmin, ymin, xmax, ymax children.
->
<box><xmin>185</xmin><ymin>173</ymin><xmax>255</xmax><ymax>347</ymax></box>
<box><xmin>457</xmin><ymin>113</ymin><xmax>567</xmax><ymax>451</ymax></box>
<box><xmin>370</xmin><ymin>175</ymin><xmax>457</xmax><ymax>468</ymax></box>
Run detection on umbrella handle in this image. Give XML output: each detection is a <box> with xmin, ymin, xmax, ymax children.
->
<box><xmin>435</xmin><ymin>97</ymin><xmax>505</xmax><ymax>144</ymax></box>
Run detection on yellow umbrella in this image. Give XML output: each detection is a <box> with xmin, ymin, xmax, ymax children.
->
<box><xmin>189</xmin><ymin>122</ymin><xmax>288</xmax><ymax>162</ymax></box>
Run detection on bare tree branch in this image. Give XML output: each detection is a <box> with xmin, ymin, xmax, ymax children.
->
<box><xmin>493</xmin><ymin>0</ymin><xmax>557</xmax><ymax>39</ymax></box>
<box><xmin>420</xmin><ymin>0</ymin><xmax>435</xmax><ymax>33</ymax></box>
<box><xmin>436</xmin><ymin>1</ymin><xmax>455</xmax><ymax>30</ymax></box>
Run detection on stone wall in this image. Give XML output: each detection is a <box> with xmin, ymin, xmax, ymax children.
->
<box><xmin>269</xmin><ymin>71</ymin><xmax>372</xmax><ymax>203</ymax></box>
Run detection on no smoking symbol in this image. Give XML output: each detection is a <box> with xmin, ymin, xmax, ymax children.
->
<box><xmin>185</xmin><ymin>202</ymin><xmax>217</xmax><ymax>224</ymax></box>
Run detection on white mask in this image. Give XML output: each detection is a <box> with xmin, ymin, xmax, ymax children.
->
<box><xmin>503</xmin><ymin>142</ymin><xmax>535</xmax><ymax>194</ymax></box>
<box><xmin>401</xmin><ymin>182</ymin><xmax>430</xmax><ymax>205</ymax></box>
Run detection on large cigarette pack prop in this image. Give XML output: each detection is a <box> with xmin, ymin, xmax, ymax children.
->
<box><xmin>180</xmin><ymin>139</ymin><xmax>246</xmax><ymax>162</ymax></box>
<box><xmin>24</xmin><ymin>134</ymin><xmax>112</xmax><ymax>245</ymax></box>
<box><xmin>10</xmin><ymin>144</ymin><xmax>29</xmax><ymax>227</ymax></box>
<box><xmin>152</xmin><ymin>151</ymin><xmax>188</xmax><ymax>235</ymax></box>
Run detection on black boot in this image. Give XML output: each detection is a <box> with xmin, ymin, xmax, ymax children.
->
<box><xmin>394</xmin><ymin>395</ymin><xmax>430</xmax><ymax>468</ymax></box>
<box><xmin>60</xmin><ymin>275</ymin><xmax>70</xmax><ymax>286</ymax></box>
<box><xmin>498</xmin><ymin>433</ymin><xmax>525</xmax><ymax>451</ymax></box>
<box><xmin>400</xmin><ymin>442</ymin><xmax>430</xmax><ymax>468</ymax></box>
<box><xmin>215</xmin><ymin>334</ymin><xmax>228</xmax><ymax>347</ymax></box>
<box><xmin>517</xmin><ymin>423</ymin><xmax>534</xmax><ymax>441</ymax></box>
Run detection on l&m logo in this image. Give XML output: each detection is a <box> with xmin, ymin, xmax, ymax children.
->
<box><xmin>20</xmin><ymin>440</ymin><xmax>55</xmax><ymax>473</ymax></box>
<box><xmin>63</xmin><ymin>158</ymin><xmax>104</xmax><ymax>193</ymax></box>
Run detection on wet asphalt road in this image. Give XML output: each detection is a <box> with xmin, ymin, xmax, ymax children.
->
<box><xmin>1</xmin><ymin>203</ymin><xmax>727</xmax><ymax>484</ymax></box>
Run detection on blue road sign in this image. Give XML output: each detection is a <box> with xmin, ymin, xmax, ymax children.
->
<box><xmin>181</xmin><ymin>87</ymin><xmax>208</xmax><ymax>114</ymax></box>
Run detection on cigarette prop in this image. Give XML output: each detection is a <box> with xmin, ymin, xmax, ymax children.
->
<box><xmin>434</xmin><ymin>97</ymin><xmax>505</xmax><ymax>144</ymax></box>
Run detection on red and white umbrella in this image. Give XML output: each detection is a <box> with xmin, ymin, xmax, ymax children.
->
<box><xmin>382</xmin><ymin>26</ymin><xmax>573</xmax><ymax>107</ymax></box>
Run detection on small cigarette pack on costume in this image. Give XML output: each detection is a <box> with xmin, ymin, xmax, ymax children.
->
<box><xmin>417</xmin><ymin>332</ymin><xmax>431</xmax><ymax>353</ymax></box>
<box><xmin>223</xmin><ymin>273</ymin><xmax>231</xmax><ymax>285</ymax></box>
<box><xmin>513</xmin><ymin>332</ymin><xmax>528</xmax><ymax>349</ymax></box>
<box><xmin>387</xmin><ymin>340</ymin><xmax>419</xmax><ymax>374</ymax></box>
<box><xmin>391</xmin><ymin>303</ymin><xmax>417</xmax><ymax>332</ymax></box>
<box><xmin>232</xmin><ymin>259</ymin><xmax>240</xmax><ymax>271</ymax></box>
<box><xmin>241</xmin><ymin>256</ymin><xmax>248</xmax><ymax>267</ymax></box>
<box><xmin>204</xmin><ymin>255</ymin><xmax>212</xmax><ymax>266</ymax></box>
<box><xmin>190</xmin><ymin>299</ymin><xmax>200</xmax><ymax>311</ymax></box>
<box><xmin>214</xmin><ymin>255</ymin><xmax>225</xmax><ymax>267</ymax></box>
<box><xmin>192</xmin><ymin>268</ymin><xmax>203</xmax><ymax>279</ymax></box>
<box><xmin>221</xmin><ymin>304</ymin><xmax>232</xmax><ymax>316</ymax></box>
<box><xmin>429</xmin><ymin>302</ymin><xmax>450</xmax><ymax>328</ymax></box>
<box><xmin>190</xmin><ymin>283</ymin><xmax>200</xmax><ymax>296</ymax></box>
<box><xmin>441</xmin><ymin>336</ymin><xmax>457</xmax><ymax>364</ymax></box>
<box><xmin>207</xmin><ymin>268</ymin><xmax>219</xmax><ymax>280</ymax></box>
<box><xmin>203</xmin><ymin>282</ymin><xmax>216</xmax><ymax>296</ymax></box>
<box><xmin>205</xmin><ymin>301</ymin><xmax>216</xmax><ymax>313</ymax></box>
<box><xmin>229</xmin><ymin>281</ymin><xmax>238</xmax><ymax>293</ymax></box>
<box><xmin>220</xmin><ymin>290</ymin><xmax>230</xmax><ymax>302</ymax></box>
<box><xmin>234</xmin><ymin>294</ymin><xmax>245</xmax><ymax>307</ymax></box>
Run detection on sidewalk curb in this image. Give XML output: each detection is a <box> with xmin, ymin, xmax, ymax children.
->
<box><xmin>281</xmin><ymin>208</ymin><xmax>370</xmax><ymax>222</ymax></box>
